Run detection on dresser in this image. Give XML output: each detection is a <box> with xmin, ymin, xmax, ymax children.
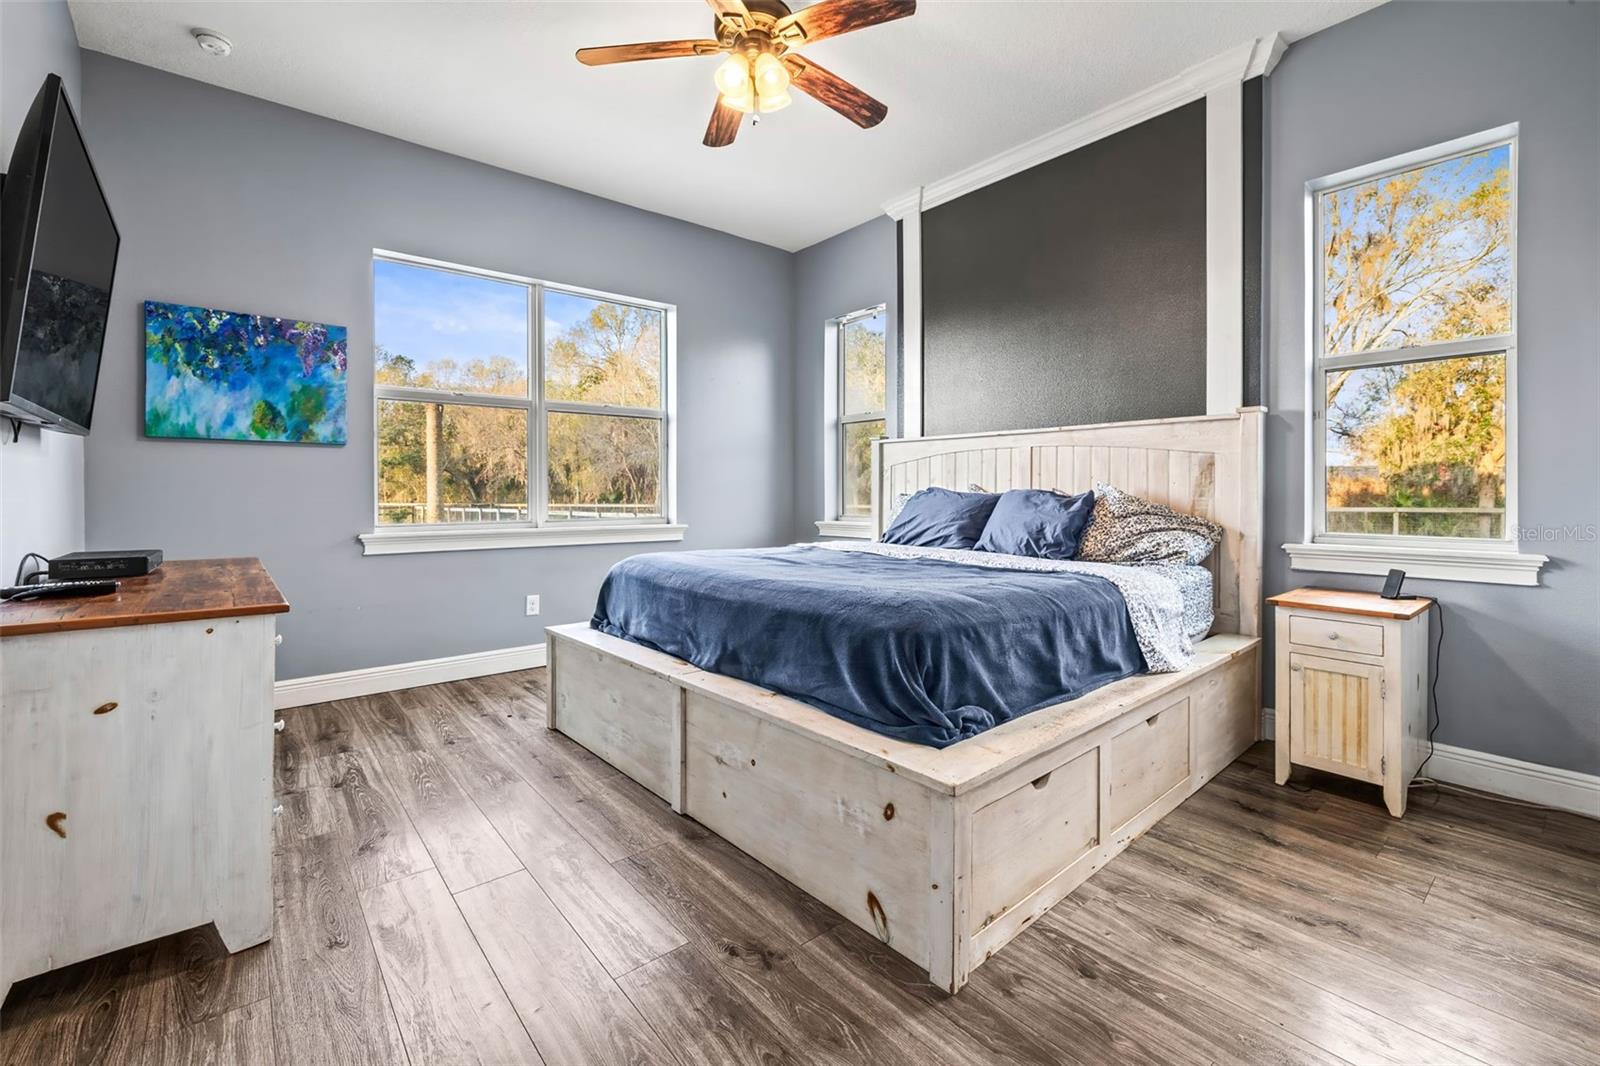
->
<box><xmin>0</xmin><ymin>559</ymin><xmax>287</xmax><ymax>999</ymax></box>
<box><xmin>1267</xmin><ymin>587</ymin><xmax>1432</xmax><ymax>818</ymax></box>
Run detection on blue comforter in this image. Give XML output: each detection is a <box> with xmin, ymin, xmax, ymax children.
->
<box><xmin>591</xmin><ymin>545</ymin><xmax>1144</xmax><ymax>748</ymax></box>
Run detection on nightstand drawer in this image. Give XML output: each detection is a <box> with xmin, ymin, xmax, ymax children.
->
<box><xmin>1289</xmin><ymin>614</ymin><xmax>1383</xmax><ymax>657</ymax></box>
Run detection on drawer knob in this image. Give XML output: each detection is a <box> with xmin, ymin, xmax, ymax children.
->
<box><xmin>93</xmin><ymin>701</ymin><xmax>118</xmax><ymax>716</ymax></box>
<box><xmin>274</xmin><ymin>719</ymin><xmax>287</xmax><ymax>733</ymax></box>
<box><xmin>1328</xmin><ymin>632</ymin><xmax>1341</xmax><ymax>640</ymax></box>
<box><xmin>1030</xmin><ymin>771</ymin><xmax>1053</xmax><ymax>790</ymax></box>
<box><xmin>1146</xmin><ymin>712</ymin><xmax>1161</xmax><ymax>727</ymax></box>
<box><xmin>274</xmin><ymin>634</ymin><xmax>284</xmax><ymax>646</ymax></box>
<box><xmin>45</xmin><ymin>812</ymin><xmax>67</xmax><ymax>838</ymax></box>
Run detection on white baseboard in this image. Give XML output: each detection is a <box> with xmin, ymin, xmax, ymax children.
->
<box><xmin>275</xmin><ymin>642</ymin><xmax>547</xmax><ymax>710</ymax></box>
<box><xmin>1260</xmin><ymin>708</ymin><xmax>1598</xmax><ymax>818</ymax></box>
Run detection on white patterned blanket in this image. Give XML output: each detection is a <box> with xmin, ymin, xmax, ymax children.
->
<box><xmin>812</xmin><ymin>541</ymin><xmax>1196</xmax><ymax>672</ymax></box>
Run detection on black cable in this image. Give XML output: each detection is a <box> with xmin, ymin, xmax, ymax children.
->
<box><xmin>13</xmin><ymin>552</ymin><xmax>50</xmax><ymax>586</ymax></box>
<box><xmin>1414</xmin><ymin>599</ymin><xmax>1444</xmax><ymax>781</ymax></box>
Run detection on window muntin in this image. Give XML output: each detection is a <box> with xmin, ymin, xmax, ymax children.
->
<box><xmin>373</xmin><ymin>253</ymin><xmax>670</xmax><ymax>529</ymax></box>
<box><xmin>837</xmin><ymin>306</ymin><xmax>886</xmax><ymax>520</ymax></box>
<box><xmin>1311</xmin><ymin>131</ymin><xmax>1515</xmax><ymax>547</ymax></box>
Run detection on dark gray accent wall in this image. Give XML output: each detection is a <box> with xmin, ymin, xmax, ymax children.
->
<box><xmin>921</xmin><ymin>100</ymin><xmax>1207</xmax><ymax>436</ymax></box>
<box><xmin>1242</xmin><ymin>76</ymin><xmax>1263</xmax><ymax>408</ymax></box>
<box><xmin>1264</xmin><ymin>1</ymin><xmax>1600</xmax><ymax>774</ymax></box>
<box><xmin>790</xmin><ymin>215</ymin><xmax>899</xmax><ymax>539</ymax></box>
<box><xmin>80</xmin><ymin>54</ymin><xmax>796</xmax><ymax>681</ymax></box>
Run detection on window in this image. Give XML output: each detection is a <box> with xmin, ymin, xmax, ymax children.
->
<box><xmin>836</xmin><ymin>305</ymin><xmax>886</xmax><ymax>520</ymax></box>
<box><xmin>1291</xmin><ymin>125</ymin><xmax>1542</xmax><ymax>584</ymax></box>
<box><xmin>365</xmin><ymin>252</ymin><xmax>679</xmax><ymax>553</ymax></box>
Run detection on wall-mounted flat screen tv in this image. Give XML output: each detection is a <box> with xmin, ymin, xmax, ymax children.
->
<box><xmin>0</xmin><ymin>73</ymin><xmax>120</xmax><ymax>435</ymax></box>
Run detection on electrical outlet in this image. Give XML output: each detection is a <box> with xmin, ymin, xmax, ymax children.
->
<box><xmin>525</xmin><ymin>594</ymin><xmax>540</xmax><ymax>616</ymax></box>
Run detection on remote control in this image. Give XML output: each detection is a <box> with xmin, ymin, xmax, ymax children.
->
<box><xmin>0</xmin><ymin>579</ymin><xmax>120</xmax><ymax>602</ymax></box>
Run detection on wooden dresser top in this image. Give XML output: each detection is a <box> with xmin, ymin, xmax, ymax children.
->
<box><xmin>0</xmin><ymin>558</ymin><xmax>289</xmax><ymax>638</ymax></box>
<box><xmin>1267</xmin><ymin>586</ymin><xmax>1432</xmax><ymax>621</ymax></box>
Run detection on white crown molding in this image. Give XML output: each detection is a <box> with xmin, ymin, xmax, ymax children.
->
<box><xmin>1283</xmin><ymin>541</ymin><xmax>1549</xmax><ymax>586</ymax></box>
<box><xmin>882</xmin><ymin>34</ymin><xmax>1288</xmax><ymax>220</ymax></box>
<box><xmin>275</xmin><ymin>642</ymin><xmax>546</xmax><ymax>709</ymax></box>
<box><xmin>358</xmin><ymin>523</ymin><xmax>687</xmax><ymax>556</ymax></box>
<box><xmin>1259</xmin><ymin>709</ymin><xmax>1598</xmax><ymax>818</ymax></box>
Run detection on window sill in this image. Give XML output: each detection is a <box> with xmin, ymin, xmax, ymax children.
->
<box><xmin>815</xmin><ymin>519</ymin><xmax>874</xmax><ymax>540</ymax></box>
<box><xmin>359</xmin><ymin>523</ymin><xmax>688</xmax><ymax>556</ymax></box>
<box><xmin>1283</xmin><ymin>541</ymin><xmax>1548</xmax><ymax>587</ymax></box>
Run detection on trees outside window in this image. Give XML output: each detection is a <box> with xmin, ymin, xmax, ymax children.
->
<box><xmin>373</xmin><ymin>256</ymin><xmax>669</xmax><ymax>527</ymax></box>
<box><xmin>837</xmin><ymin>306</ymin><xmax>886</xmax><ymax>519</ymax></box>
<box><xmin>1312</xmin><ymin>131</ymin><xmax>1514</xmax><ymax>543</ymax></box>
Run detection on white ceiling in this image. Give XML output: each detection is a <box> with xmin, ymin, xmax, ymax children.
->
<box><xmin>68</xmin><ymin>0</ymin><xmax>1381</xmax><ymax>251</ymax></box>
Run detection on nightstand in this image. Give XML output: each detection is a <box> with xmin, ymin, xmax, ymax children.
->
<box><xmin>1266</xmin><ymin>588</ymin><xmax>1432</xmax><ymax>817</ymax></box>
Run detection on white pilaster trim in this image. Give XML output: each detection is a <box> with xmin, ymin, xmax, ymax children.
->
<box><xmin>274</xmin><ymin>642</ymin><xmax>547</xmax><ymax>709</ymax></box>
<box><xmin>899</xmin><ymin>188</ymin><xmax>924</xmax><ymax>438</ymax></box>
<box><xmin>1206</xmin><ymin>79</ymin><xmax>1245</xmax><ymax>414</ymax></box>
<box><xmin>1260</xmin><ymin>709</ymin><xmax>1599</xmax><ymax>818</ymax></box>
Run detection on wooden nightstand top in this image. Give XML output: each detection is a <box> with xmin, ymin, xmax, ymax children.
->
<box><xmin>1267</xmin><ymin>586</ymin><xmax>1432</xmax><ymax>621</ymax></box>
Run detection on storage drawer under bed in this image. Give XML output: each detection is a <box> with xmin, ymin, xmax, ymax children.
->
<box><xmin>969</xmin><ymin>747</ymin><xmax>1099</xmax><ymax>933</ymax></box>
<box><xmin>1105</xmin><ymin>696</ymin><xmax>1191</xmax><ymax>831</ymax></box>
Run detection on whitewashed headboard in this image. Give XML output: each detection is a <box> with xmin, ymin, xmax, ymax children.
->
<box><xmin>872</xmin><ymin>408</ymin><xmax>1265</xmax><ymax>637</ymax></box>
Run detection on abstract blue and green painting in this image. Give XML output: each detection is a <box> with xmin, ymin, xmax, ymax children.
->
<box><xmin>144</xmin><ymin>300</ymin><xmax>348</xmax><ymax>444</ymax></box>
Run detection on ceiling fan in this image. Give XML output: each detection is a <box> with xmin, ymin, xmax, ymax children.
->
<box><xmin>576</xmin><ymin>0</ymin><xmax>916</xmax><ymax>148</ymax></box>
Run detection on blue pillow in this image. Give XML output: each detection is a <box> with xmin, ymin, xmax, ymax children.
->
<box><xmin>974</xmin><ymin>488</ymin><xmax>1097</xmax><ymax>560</ymax></box>
<box><xmin>880</xmin><ymin>487</ymin><xmax>999</xmax><ymax>550</ymax></box>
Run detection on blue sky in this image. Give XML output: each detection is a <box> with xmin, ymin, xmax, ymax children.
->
<box><xmin>374</xmin><ymin>259</ymin><xmax>527</xmax><ymax>368</ymax></box>
<box><xmin>375</xmin><ymin>260</ymin><xmax>623</xmax><ymax>374</ymax></box>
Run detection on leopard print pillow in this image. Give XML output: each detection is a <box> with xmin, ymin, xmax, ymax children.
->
<box><xmin>1075</xmin><ymin>481</ymin><xmax>1222</xmax><ymax>565</ymax></box>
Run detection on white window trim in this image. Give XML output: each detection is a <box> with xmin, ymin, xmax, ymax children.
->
<box><xmin>816</xmin><ymin>304</ymin><xmax>886</xmax><ymax>539</ymax></box>
<box><xmin>361</xmin><ymin>249</ymin><xmax>681</xmax><ymax>556</ymax></box>
<box><xmin>1286</xmin><ymin>123</ymin><xmax>1547</xmax><ymax>586</ymax></box>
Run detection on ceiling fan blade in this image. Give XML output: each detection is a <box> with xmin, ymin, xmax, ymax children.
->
<box><xmin>703</xmin><ymin>96</ymin><xmax>742</xmax><ymax>148</ymax></box>
<box><xmin>576</xmin><ymin>40</ymin><xmax>722</xmax><ymax>66</ymax></box>
<box><xmin>783</xmin><ymin>55</ymin><xmax>887</xmax><ymax>128</ymax></box>
<box><xmin>773</xmin><ymin>0</ymin><xmax>916</xmax><ymax>45</ymax></box>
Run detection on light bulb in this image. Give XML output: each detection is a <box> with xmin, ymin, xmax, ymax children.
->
<box><xmin>721</xmin><ymin>81</ymin><xmax>755</xmax><ymax>114</ymax></box>
<box><xmin>757</xmin><ymin>86</ymin><xmax>791</xmax><ymax>113</ymax></box>
<box><xmin>713</xmin><ymin>53</ymin><xmax>750</xmax><ymax>97</ymax></box>
<box><xmin>752</xmin><ymin>52</ymin><xmax>790</xmax><ymax>97</ymax></box>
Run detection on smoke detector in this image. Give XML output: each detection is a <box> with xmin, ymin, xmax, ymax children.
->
<box><xmin>191</xmin><ymin>29</ymin><xmax>233</xmax><ymax>57</ymax></box>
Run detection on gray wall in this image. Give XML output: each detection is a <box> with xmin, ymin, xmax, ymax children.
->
<box><xmin>921</xmin><ymin>100</ymin><xmax>1207</xmax><ymax>436</ymax></box>
<box><xmin>80</xmin><ymin>54</ymin><xmax>796</xmax><ymax>680</ymax></box>
<box><xmin>790</xmin><ymin>215</ymin><xmax>898</xmax><ymax>539</ymax></box>
<box><xmin>0</xmin><ymin>0</ymin><xmax>86</xmax><ymax>571</ymax></box>
<box><xmin>1264</xmin><ymin>1</ymin><xmax>1600</xmax><ymax>773</ymax></box>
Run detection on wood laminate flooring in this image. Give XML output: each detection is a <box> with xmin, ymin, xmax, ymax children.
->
<box><xmin>3</xmin><ymin>668</ymin><xmax>1597</xmax><ymax>1065</ymax></box>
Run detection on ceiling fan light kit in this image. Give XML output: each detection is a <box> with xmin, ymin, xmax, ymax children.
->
<box><xmin>576</xmin><ymin>0</ymin><xmax>916</xmax><ymax>147</ymax></box>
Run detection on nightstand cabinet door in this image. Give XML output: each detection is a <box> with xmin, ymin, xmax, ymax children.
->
<box><xmin>1287</xmin><ymin>652</ymin><xmax>1384</xmax><ymax>784</ymax></box>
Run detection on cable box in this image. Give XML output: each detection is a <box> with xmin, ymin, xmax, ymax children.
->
<box><xmin>49</xmin><ymin>549</ymin><xmax>164</xmax><ymax>580</ymax></box>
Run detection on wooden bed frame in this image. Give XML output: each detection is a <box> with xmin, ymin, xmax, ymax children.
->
<box><xmin>546</xmin><ymin>408</ymin><xmax>1264</xmax><ymax>993</ymax></box>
